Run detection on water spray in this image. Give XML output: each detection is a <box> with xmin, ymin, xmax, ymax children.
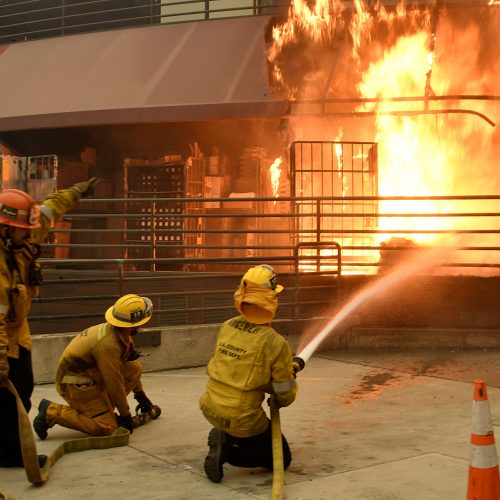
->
<box><xmin>295</xmin><ymin>240</ymin><xmax>457</xmax><ymax>365</ymax></box>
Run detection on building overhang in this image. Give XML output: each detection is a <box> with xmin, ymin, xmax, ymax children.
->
<box><xmin>0</xmin><ymin>16</ymin><xmax>285</xmax><ymax>132</ymax></box>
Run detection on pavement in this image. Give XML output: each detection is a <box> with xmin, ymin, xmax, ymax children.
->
<box><xmin>2</xmin><ymin>347</ymin><xmax>500</xmax><ymax>500</ymax></box>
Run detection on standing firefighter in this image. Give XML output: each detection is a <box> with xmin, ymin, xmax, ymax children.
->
<box><xmin>33</xmin><ymin>294</ymin><xmax>160</xmax><ymax>439</ymax></box>
<box><xmin>199</xmin><ymin>264</ymin><xmax>302</xmax><ymax>483</ymax></box>
<box><xmin>0</xmin><ymin>180</ymin><xmax>96</xmax><ymax>467</ymax></box>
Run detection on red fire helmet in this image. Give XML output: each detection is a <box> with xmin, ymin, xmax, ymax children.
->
<box><xmin>0</xmin><ymin>189</ymin><xmax>41</xmax><ymax>229</ymax></box>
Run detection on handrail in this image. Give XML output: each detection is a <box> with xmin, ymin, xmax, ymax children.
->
<box><xmin>26</xmin><ymin>193</ymin><xmax>500</xmax><ymax>333</ymax></box>
<box><xmin>0</xmin><ymin>0</ymin><xmax>291</xmax><ymax>44</ymax></box>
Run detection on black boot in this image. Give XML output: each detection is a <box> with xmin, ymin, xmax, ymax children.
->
<box><xmin>204</xmin><ymin>428</ymin><xmax>225</xmax><ymax>483</ymax></box>
<box><xmin>33</xmin><ymin>399</ymin><xmax>52</xmax><ymax>440</ymax></box>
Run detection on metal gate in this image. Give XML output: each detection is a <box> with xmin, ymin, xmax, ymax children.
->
<box><xmin>290</xmin><ymin>141</ymin><xmax>378</xmax><ymax>272</ymax></box>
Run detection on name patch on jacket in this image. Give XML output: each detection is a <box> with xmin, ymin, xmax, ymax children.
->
<box><xmin>229</xmin><ymin>318</ymin><xmax>259</xmax><ymax>334</ymax></box>
<box><xmin>218</xmin><ymin>342</ymin><xmax>247</xmax><ymax>360</ymax></box>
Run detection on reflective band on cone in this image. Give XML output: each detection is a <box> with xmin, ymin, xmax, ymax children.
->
<box><xmin>467</xmin><ymin>379</ymin><xmax>500</xmax><ymax>500</ymax></box>
<box><xmin>471</xmin><ymin>444</ymin><xmax>499</xmax><ymax>469</ymax></box>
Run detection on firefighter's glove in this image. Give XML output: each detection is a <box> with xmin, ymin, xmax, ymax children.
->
<box><xmin>0</xmin><ymin>349</ymin><xmax>8</xmax><ymax>380</ymax></box>
<box><xmin>71</xmin><ymin>177</ymin><xmax>98</xmax><ymax>198</ymax></box>
<box><xmin>134</xmin><ymin>390</ymin><xmax>154</xmax><ymax>414</ymax></box>
<box><xmin>267</xmin><ymin>396</ymin><xmax>283</xmax><ymax>410</ymax></box>
<box><xmin>127</xmin><ymin>349</ymin><xmax>142</xmax><ymax>362</ymax></box>
<box><xmin>116</xmin><ymin>414</ymin><xmax>134</xmax><ymax>434</ymax></box>
<box><xmin>292</xmin><ymin>356</ymin><xmax>305</xmax><ymax>378</ymax></box>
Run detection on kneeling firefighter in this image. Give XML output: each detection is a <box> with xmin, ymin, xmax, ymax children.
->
<box><xmin>33</xmin><ymin>294</ymin><xmax>161</xmax><ymax>439</ymax></box>
<box><xmin>199</xmin><ymin>264</ymin><xmax>304</xmax><ymax>483</ymax></box>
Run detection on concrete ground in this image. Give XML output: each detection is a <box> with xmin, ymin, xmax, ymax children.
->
<box><xmin>2</xmin><ymin>348</ymin><xmax>500</xmax><ymax>500</ymax></box>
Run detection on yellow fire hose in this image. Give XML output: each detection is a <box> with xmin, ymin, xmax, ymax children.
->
<box><xmin>269</xmin><ymin>357</ymin><xmax>305</xmax><ymax>499</ymax></box>
<box><xmin>1</xmin><ymin>378</ymin><xmax>129</xmax><ymax>485</ymax></box>
<box><xmin>270</xmin><ymin>397</ymin><xmax>284</xmax><ymax>500</ymax></box>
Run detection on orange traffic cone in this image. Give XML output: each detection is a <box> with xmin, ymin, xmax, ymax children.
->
<box><xmin>467</xmin><ymin>379</ymin><xmax>500</xmax><ymax>500</ymax></box>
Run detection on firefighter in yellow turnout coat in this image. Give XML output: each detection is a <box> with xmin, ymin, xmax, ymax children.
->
<box><xmin>33</xmin><ymin>294</ymin><xmax>159</xmax><ymax>438</ymax></box>
<box><xmin>0</xmin><ymin>181</ymin><xmax>96</xmax><ymax>467</ymax></box>
<box><xmin>200</xmin><ymin>264</ymin><xmax>300</xmax><ymax>483</ymax></box>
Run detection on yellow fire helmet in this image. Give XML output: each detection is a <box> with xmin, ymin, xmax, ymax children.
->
<box><xmin>105</xmin><ymin>294</ymin><xmax>153</xmax><ymax>328</ymax></box>
<box><xmin>234</xmin><ymin>264</ymin><xmax>283</xmax><ymax>324</ymax></box>
<box><xmin>241</xmin><ymin>264</ymin><xmax>284</xmax><ymax>294</ymax></box>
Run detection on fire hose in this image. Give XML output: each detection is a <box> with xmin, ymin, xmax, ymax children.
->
<box><xmin>1</xmin><ymin>378</ymin><xmax>130</xmax><ymax>485</ymax></box>
<box><xmin>270</xmin><ymin>356</ymin><xmax>305</xmax><ymax>500</ymax></box>
<box><xmin>270</xmin><ymin>397</ymin><xmax>284</xmax><ymax>500</ymax></box>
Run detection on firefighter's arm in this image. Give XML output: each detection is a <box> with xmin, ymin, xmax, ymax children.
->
<box><xmin>93</xmin><ymin>341</ymin><xmax>131</xmax><ymax>417</ymax></box>
<box><xmin>33</xmin><ymin>178</ymin><xmax>97</xmax><ymax>243</ymax></box>
<box><xmin>270</xmin><ymin>340</ymin><xmax>298</xmax><ymax>408</ymax></box>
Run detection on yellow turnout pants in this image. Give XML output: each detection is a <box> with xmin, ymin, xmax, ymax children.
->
<box><xmin>46</xmin><ymin>360</ymin><xmax>143</xmax><ymax>436</ymax></box>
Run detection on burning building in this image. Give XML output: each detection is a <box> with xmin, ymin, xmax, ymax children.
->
<box><xmin>267</xmin><ymin>0</ymin><xmax>500</xmax><ymax>275</ymax></box>
<box><xmin>0</xmin><ymin>1</ymin><xmax>497</xmax><ymax>335</ymax></box>
<box><xmin>0</xmin><ymin>0</ymin><xmax>498</xmax><ymax>277</ymax></box>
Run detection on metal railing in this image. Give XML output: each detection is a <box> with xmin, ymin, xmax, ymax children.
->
<box><xmin>0</xmin><ymin>1</ymin><xmax>483</xmax><ymax>45</ymax></box>
<box><xmin>28</xmin><ymin>193</ymin><xmax>500</xmax><ymax>333</ymax></box>
<box><xmin>0</xmin><ymin>0</ymin><xmax>290</xmax><ymax>44</ymax></box>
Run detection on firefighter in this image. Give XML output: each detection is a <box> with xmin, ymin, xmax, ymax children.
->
<box><xmin>0</xmin><ymin>179</ymin><xmax>97</xmax><ymax>467</ymax></box>
<box><xmin>33</xmin><ymin>294</ymin><xmax>159</xmax><ymax>439</ymax></box>
<box><xmin>199</xmin><ymin>264</ymin><xmax>301</xmax><ymax>483</ymax></box>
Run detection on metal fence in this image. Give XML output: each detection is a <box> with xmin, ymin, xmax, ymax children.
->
<box><xmin>28</xmin><ymin>193</ymin><xmax>500</xmax><ymax>333</ymax></box>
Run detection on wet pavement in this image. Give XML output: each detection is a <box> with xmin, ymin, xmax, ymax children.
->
<box><xmin>321</xmin><ymin>348</ymin><xmax>500</xmax><ymax>389</ymax></box>
<box><xmin>2</xmin><ymin>348</ymin><xmax>500</xmax><ymax>499</ymax></box>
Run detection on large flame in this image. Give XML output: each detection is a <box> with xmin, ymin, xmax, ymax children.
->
<box><xmin>268</xmin><ymin>0</ymin><xmax>499</xmax><ymax>274</ymax></box>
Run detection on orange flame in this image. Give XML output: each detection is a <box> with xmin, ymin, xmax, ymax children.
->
<box><xmin>269</xmin><ymin>156</ymin><xmax>283</xmax><ymax>204</ymax></box>
<box><xmin>269</xmin><ymin>0</ymin><xmax>499</xmax><ymax>274</ymax></box>
<box><xmin>268</xmin><ymin>0</ymin><xmax>345</xmax><ymax>98</ymax></box>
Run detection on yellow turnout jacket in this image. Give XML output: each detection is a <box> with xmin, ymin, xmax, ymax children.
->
<box><xmin>56</xmin><ymin>323</ymin><xmax>142</xmax><ymax>417</ymax></box>
<box><xmin>0</xmin><ymin>188</ymin><xmax>81</xmax><ymax>358</ymax></box>
<box><xmin>200</xmin><ymin>315</ymin><xmax>297</xmax><ymax>437</ymax></box>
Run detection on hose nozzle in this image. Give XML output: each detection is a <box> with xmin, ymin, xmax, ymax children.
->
<box><xmin>292</xmin><ymin>356</ymin><xmax>305</xmax><ymax>376</ymax></box>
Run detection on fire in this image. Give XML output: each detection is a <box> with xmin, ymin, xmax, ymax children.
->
<box><xmin>268</xmin><ymin>0</ymin><xmax>499</xmax><ymax>274</ymax></box>
<box><xmin>269</xmin><ymin>156</ymin><xmax>283</xmax><ymax>204</ymax></box>
<box><xmin>333</xmin><ymin>128</ymin><xmax>349</xmax><ymax>198</ymax></box>
<box><xmin>357</xmin><ymin>16</ymin><xmax>496</xmax><ymax>247</ymax></box>
<box><xmin>357</xmin><ymin>31</ymin><xmax>446</xmax><ymax>244</ymax></box>
<box><xmin>268</xmin><ymin>0</ymin><xmax>346</xmax><ymax>98</ymax></box>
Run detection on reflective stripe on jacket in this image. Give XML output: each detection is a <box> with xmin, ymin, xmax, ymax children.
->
<box><xmin>0</xmin><ymin>188</ymin><xmax>81</xmax><ymax>357</ymax></box>
<box><xmin>56</xmin><ymin>322</ymin><xmax>138</xmax><ymax>417</ymax></box>
<box><xmin>199</xmin><ymin>315</ymin><xmax>297</xmax><ymax>437</ymax></box>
